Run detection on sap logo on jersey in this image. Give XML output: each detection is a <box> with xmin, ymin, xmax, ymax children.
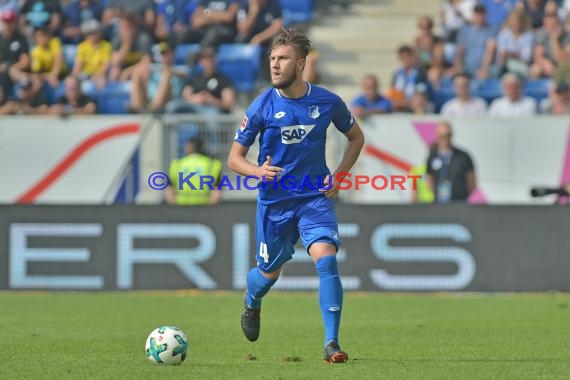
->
<box><xmin>280</xmin><ymin>125</ymin><xmax>315</xmax><ymax>144</ymax></box>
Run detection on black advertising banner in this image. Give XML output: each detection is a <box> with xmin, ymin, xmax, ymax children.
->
<box><xmin>0</xmin><ymin>204</ymin><xmax>568</xmax><ymax>291</ymax></box>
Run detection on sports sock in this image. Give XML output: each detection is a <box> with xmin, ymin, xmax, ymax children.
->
<box><xmin>315</xmin><ymin>255</ymin><xmax>343</xmax><ymax>346</ymax></box>
<box><xmin>245</xmin><ymin>268</ymin><xmax>276</xmax><ymax>309</ymax></box>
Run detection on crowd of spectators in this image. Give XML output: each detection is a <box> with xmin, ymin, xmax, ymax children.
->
<box><xmin>0</xmin><ymin>0</ymin><xmax>287</xmax><ymax>116</ymax></box>
<box><xmin>351</xmin><ymin>0</ymin><xmax>570</xmax><ymax>118</ymax></box>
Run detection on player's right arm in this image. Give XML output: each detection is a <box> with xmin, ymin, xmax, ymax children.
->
<box><xmin>228</xmin><ymin>145</ymin><xmax>282</xmax><ymax>181</ymax></box>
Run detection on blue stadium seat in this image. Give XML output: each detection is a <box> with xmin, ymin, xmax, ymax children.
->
<box><xmin>174</xmin><ymin>44</ymin><xmax>200</xmax><ymax>65</ymax></box>
<box><xmin>98</xmin><ymin>81</ymin><xmax>131</xmax><ymax>114</ymax></box>
<box><xmin>433</xmin><ymin>78</ymin><xmax>455</xmax><ymax>112</ymax></box>
<box><xmin>473</xmin><ymin>79</ymin><xmax>503</xmax><ymax>103</ymax></box>
<box><xmin>62</xmin><ymin>45</ymin><xmax>77</xmax><ymax>70</ymax></box>
<box><xmin>280</xmin><ymin>0</ymin><xmax>315</xmax><ymax>26</ymax></box>
<box><xmin>53</xmin><ymin>80</ymin><xmax>99</xmax><ymax>103</ymax></box>
<box><xmin>523</xmin><ymin>79</ymin><xmax>551</xmax><ymax>103</ymax></box>
<box><xmin>216</xmin><ymin>44</ymin><xmax>261</xmax><ymax>92</ymax></box>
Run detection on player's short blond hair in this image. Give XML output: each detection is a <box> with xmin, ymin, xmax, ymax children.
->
<box><xmin>270</xmin><ymin>29</ymin><xmax>311</xmax><ymax>59</ymax></box>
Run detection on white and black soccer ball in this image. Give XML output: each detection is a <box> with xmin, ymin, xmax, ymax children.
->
<box><xmin>145</xmin><ymin>326</ymin><xmax>189</xmax><ymax>365</ymax></box>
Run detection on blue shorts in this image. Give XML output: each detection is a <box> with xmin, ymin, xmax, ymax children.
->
<box><xmin>255</xmin><ymin>195</ymin><xmax>341</xmax><ymax>272</ymax></box>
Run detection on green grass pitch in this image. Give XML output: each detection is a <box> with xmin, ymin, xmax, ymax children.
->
<box><xmin>1</xmin><ymin>292</ymin><xmax>569</xmax><ymax>379</ymax></box>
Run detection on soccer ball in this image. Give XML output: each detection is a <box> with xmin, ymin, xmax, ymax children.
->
<box><xmin>145</xmin><ymin>326</ymin><xmax>189</xmax><ymax>365</ymax></box>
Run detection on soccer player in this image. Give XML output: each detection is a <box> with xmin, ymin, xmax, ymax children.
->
<box><xmin>227</xmin><ymin>29</ymin><xmax>365</xmax><ymax>363</ymax></box>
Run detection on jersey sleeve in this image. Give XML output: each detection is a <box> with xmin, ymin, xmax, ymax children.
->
<box><xmin>234</xmin><ymin>102</ymin><xmax>264</xmax><ymax>147</ymax></box>
<box><xmin>332</xmin><ymin>96</ymin><xmax>355</xmax><ymax>134</ymax></box>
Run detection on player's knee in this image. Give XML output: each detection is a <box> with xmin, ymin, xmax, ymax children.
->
<box><xmin>309</xmin><ymin>242</ymin><xmax>338</xmax><ymax>262</ymax></box>
<box><xmin>258</xmin><ymin>266</ymin><xmax>282</xmax><ymax>281</ymax></box>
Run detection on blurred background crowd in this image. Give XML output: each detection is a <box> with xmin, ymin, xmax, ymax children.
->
<box><xmin>0</xmin><ymin>0</ymin><xmax>569</xmax><ymax>117</ymax></box>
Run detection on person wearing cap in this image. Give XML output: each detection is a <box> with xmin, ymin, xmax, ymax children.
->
<box><xmin>128</xmin><ymin>42</ymin><xmax>187</xmax><ymax>113</ymax></box>
<box><xmin>165</xmin><ymin>136</ymin><xmax>223</xmax><ymax>205</ymax></box>
<box><xmin>61</xmin><ymin>0</ymin><xmax>103</xmax><ymax>44</ymax></box>
<box><xmin>72</xmin><ymin>19</ymin><xmax>112</xmax><ymax>85</ymax></box>
<box><xmin>108</xmin><ymin>13</ymin><xmax>153</xmax><ymax>81</ymax></box>
<box><xmin>30</xmin><ymin>26</ymin><xmax>66</xmax><ymax>88</ymax></box>
<box><xmin>165</xmin><ymin>47</ymin><xmax>235</xmax><ymax>114</ymax></box>
<box><xmin>488</xmin><ymin>73</ymin><xmax>537</xmax><ymax>117</ymax></box>
<box><xmin>446</xmin><ymin>4</ymin><xmax>496</xmax><ymax>79</ymax></box>
<box><xmin>0</xmin><ymin>75</ymin><xmax>49</xmax><ymax>115</ymax></box>
<box><xmin>0</xmin><ymin>9</ymin><xmax>31</xmax><ymax>95</ymax></box>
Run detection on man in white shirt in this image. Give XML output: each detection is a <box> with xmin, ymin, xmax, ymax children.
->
<box><xmin>488</xmin><ymin>73</ymin><xmax>536</xmax><ymax>117</ymax></box>
<box><xmin>441</xmin><ymin>73</ymin><xmax>487</xmax><ymax>116</ymax></box>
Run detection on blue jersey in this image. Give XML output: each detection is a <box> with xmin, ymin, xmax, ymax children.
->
<box><xmin>234</xmin><ymin>83</ymin><xmax>355</xmax><ymax>204</ymax></box>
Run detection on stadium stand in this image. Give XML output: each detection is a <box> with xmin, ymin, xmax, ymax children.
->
<box><xmin>280</xmin><ymin>0</ymin><xmax>316</xmax><ymax>26</ymax></box>
<box><xmin>216</xmin><ymin>44</ymin><xmax>262</xmax><ymax>92</ymax></box>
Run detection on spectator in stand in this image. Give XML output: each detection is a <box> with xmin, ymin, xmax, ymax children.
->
<box><xmin>108</xmin><ymin>13</ymin><xmax>153</xmax><ymax>81</ymax></box>
<box><xmin>165</xmin><ymin>47</ymin><xmax>235</xmax><ymax>114</ymax></box>
<box><xmin>410</xmin><ymin>84</ymin><xmax>435</xmax><ymax>114</ymax></box>
<box><xmin>478</xmin><ymin>0</ymin><xmax>517</xmax><ymax>35</ymax></box>
<box><xmin>72</xmin><ymin>19</ymin><xmax>112</xmax><ymax>87</ymax></box>
<box><xmin>236</xmin><ymin>0</ymin><xmax>283</xmax><ymax>48</ymax></box>
<box><xmin>102</xmin><ymin>0</ymin><xmax>156</xmax><ymax>38</ymax></box>
<box><xmin>61</xmin><ymin>0</ymin><xmax>103</xmax><ymax>44</ymax></box>
<box><xmin>496</xmin><ymin>8</ymin><xmax>534</xmax><ymax>78</ymax></box>
<box><xmin>447</xmin><ymin>4</ymin><xmax>496</xmax><ymax>79</ymax></box>
<box><xmin>441</xmin><ymin>73</ymin><xmax>487</xmax><ymax>116</ymax></box>
<box><xmin>19</xmin><ymin>0</ymin><xmax>62</xmax><ymax>37</ymax></box>
<box><xmin>154</xmin><ymin>0</ymin><xmax>199</xmax><ymax>44</ymax></box>
<box><xmin>0</xmin><ymin>9</ymin><xmax>30</xmax><ymax>96</ymax></box>
<box><xmin>530</xmin><ymin>12</ymin><xmax>570</xmax><ymax>78</ymax></box>
<box><xmin>440</xmin><ymin>0</ymin><xmax>476</xmax><ymax>42</ymax></box>
<box><xmin>554</xmin><ymin>41</ymin><xmax>570</xmax><ymax>83</ymax></box>
<box><xmin>525</xmin><ymin>0</ymin><xmax>546</xmax><ymax>29</ymax></box>
<box><xmin>128</xmin><ymin>42</ymin><xmax>187</xmax><ymax>113</ymax></box>
<box><xmin>0</xmin><ymin>75</ymin><xmax>48</xmax><ymax>115</ymax></box>
<box><xmin>191</xmin><ymin>0</ymin><xmax>239</xmax><ymax>48</ymax></box>
<box><xmin>48</xmin><ymin>76</ymin><xmax>97</xmax><ymax>116</ymax></box>
<box><xmin>540</xmin><ymin>81</ymin><xmax>570</xmax><ymax>113</ymax></box>
<box><xmin>426</xmin><ymin>121</ymin><xmax>476</xmax><ymax>203</ymax></box>
<box><xmin>388</xmin><ymin>45</ymin><xmax>428</xmax><ymax>111</ymax></box>
<box><xmin>414</xmin><ymin>15</ymin><xmax>446</xmax><ymax>87</ymax></box>
<box><xmin>350</xmin><ymin>74</ymin><xmax>392</xmax><ymax>119</ymax></box>
<box><xmin>30</xmin><ymin>27</ymin><xmax>66</xmax><ymax>88</ymax></box>
<box><xmin>488</xmin><ymin>73</ymin><xmax>537</xmax><ymax>116</ymax></box>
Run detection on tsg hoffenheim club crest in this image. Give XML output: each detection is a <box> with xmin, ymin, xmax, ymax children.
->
<box><xmin>308</xmin><ymin>106</ymin><xmax>320</xmax><ymax>119</ymax></box>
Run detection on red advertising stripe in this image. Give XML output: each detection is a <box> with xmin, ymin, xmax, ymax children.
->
<box><xmin>364</xmin><ymin>144</ymin><xmax>413</xmax><ymax>173</ymax></box>
<box><xmin>16</xmin><ymin>124</ymin><xmax>140</xmax><ymax>204</ymax></box>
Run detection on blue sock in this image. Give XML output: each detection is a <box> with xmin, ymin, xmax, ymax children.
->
<box><xmin>315</xmin><ymin>255</ymin><xmax>343</xmax><ymax>346</ymax></box>
<box><xmin>245</xmin><ymin>268</ymin><xmax>276</xmax><ymax>309</ymax></box>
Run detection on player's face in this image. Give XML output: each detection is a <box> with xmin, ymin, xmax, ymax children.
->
<box><xmin>269</xmin><ymin>45</ymin><xmax>303</xmax><ymax>89</ymax></box>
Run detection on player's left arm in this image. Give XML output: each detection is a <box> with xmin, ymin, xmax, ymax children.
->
<box><xmin>322</xmin><ymin>121</ymin><xmax>365</xmax><ymax>198</ymax></box>
<box><xmin>465</xmin><ymin>153</ymin><xmax>476</xmax><ymax>196</ymax></box>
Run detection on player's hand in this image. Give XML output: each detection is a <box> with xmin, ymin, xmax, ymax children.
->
<box><xmin>319</xmin><ymin>174</ymin><xmax>339</xmax><ymax>198</ymax></box>
<box><xmin>258</xmin><ymin>155</ymin><xmax>283</xmax><ymax>182</ymax></box>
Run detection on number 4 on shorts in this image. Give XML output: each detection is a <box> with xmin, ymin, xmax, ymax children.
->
<box><xmin>259</xmin><ymin>242</ymin><xmax>269</xmax><ymax>263</ymax></box>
